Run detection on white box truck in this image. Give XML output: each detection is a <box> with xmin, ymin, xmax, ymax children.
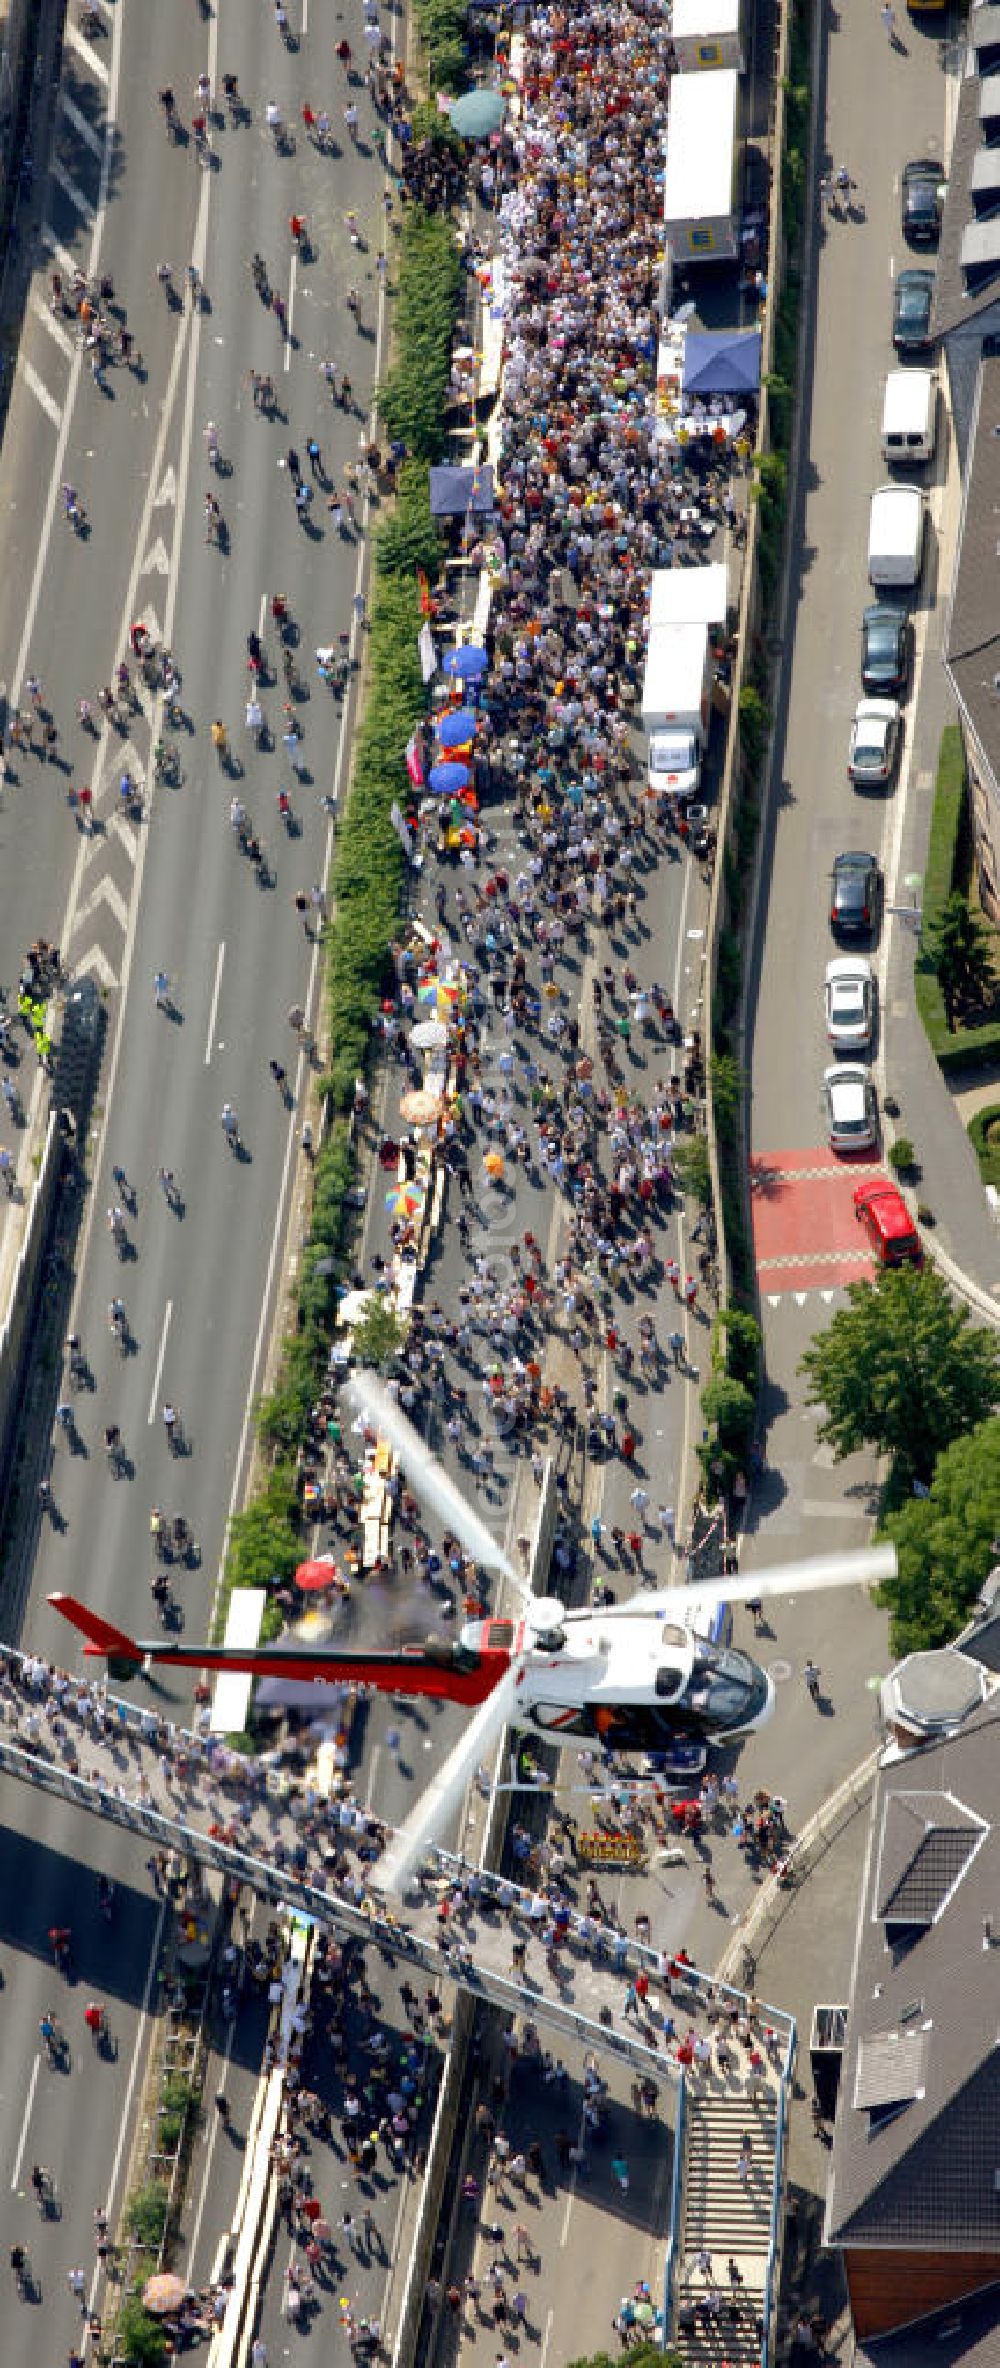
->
<box><xmin>662</xmin><ymin>70</ymin><xmax>739</xmax><ymax>263</ymax></box>
<box><xmin>867</xmin><ymin>484</ymin><xmax>926</xmax><ymax>591</ymax></box>
<box><xmin>880</xmin><ymin>369</ymin><xmax>937</xmax><ymax>466</ymax></box>
<box><xmin>642</xmin><ymin>621</ymin><xmax>714</xmax><ymax>800</ymax></box>
<box><xmin>649</xmin><ymin>560</ymin><xmax>728</xmax><ymax>636</ymax></box>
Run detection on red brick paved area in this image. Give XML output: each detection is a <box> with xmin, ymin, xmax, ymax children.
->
<box><xmin>750</xmin><ymin>1146</ymin><xmax>881</xmax><ymax>1295</ymax></box>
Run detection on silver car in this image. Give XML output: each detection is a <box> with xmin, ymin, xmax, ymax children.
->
<box><xmin>823</xmin><ymin>1063</ymin><xmax>878</xmax><ymax>1153</ymax></box>
<box><xmin>825</xmin><ymin>957</ymin><xmax>876</xmax><ymax>1052</ymax></box>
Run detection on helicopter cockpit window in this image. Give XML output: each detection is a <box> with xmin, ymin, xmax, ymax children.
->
<box><xmin>422</xmin><ymin>1638</ymin><xmax>480</xmax><ymax>1673</ymax></box>
<box><xmin>655</xmin><ymin>1665</ymin><xmax>684</xmax><ymax>1699</ymax></box>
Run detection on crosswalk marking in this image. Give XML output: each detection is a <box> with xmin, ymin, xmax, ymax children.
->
<box><xmin>22</xmin><ymin>358</ymin><xmax>62</xmax><ymax>428</ymax></box>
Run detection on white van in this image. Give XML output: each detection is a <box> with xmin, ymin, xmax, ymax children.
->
<box><xmin>880</xmin><ymin>370</ymin><xmax>937</xmax><ymax>467</ymax></box>
<box><xmin>867</xmin><ymin>485</ymin><xmax>926</xmax><ymax>592</ymax></box>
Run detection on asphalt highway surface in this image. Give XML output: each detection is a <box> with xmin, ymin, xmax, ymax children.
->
<box><xmin>0</xmin><ymin>1</ymin><xmax>396</xmax><ymax>2351</ymax></box>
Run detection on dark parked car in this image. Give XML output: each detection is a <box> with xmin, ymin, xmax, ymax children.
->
<box><xmin>861</xmin><ymin>602</ymin><xmax>912</xmax><ymax>696</ymax></box>
<box><xmin>892</xmin><ymin>267</ymin><xmax>935</xmax><ymax>353</ymax></box>
<box><xmin>830</xmin><ymin>850</ymin><xmax>881</xmax><ymax>938</ymax></box>
<box><xmin>901</xmin><ymin>159</ymin><xmax>943</xmax><ymax>247</ymax></box>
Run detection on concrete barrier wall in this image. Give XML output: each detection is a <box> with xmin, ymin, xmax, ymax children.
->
<box><xmin>0</xmin><ymin>1106</ymin><xmax>60</xmax><ymax>1496</ymax></box>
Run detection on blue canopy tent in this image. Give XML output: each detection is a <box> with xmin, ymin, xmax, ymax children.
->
<box><xmin>443</xmin><ymin>646</ymin><xmax>489</xmax><ymax>682</ymax></box>
<box><xmin>681</xmin><ymin>328</ymin><xmax>761</xmax><ymax>398</ymax></box>
<box><xmin>429</xmin><ymin>464</ymin><xmax>496</xmax><ymax>519</ymax></box>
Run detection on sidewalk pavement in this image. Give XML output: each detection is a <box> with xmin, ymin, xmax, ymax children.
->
<box><xmin>884</xmin><ymin>919</ymin><xmax>1000</xmax><ymax>1317</ymax></box>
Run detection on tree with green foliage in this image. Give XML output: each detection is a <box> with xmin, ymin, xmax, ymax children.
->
<box><xmin>878</xmin><ymin>1416</ymin><xmax>1000</xmax><ymax>1655</ymax></box>
<box><xmin>118</xmin><ymin>2295</ymin><xmax>168</xmax><ymax>2368</ymax></box>
<box><xmin>671</xmin><ymin>1135</ymin><xmax>711</xmax><ymax>1206</ymax></box>
<box><xmin>351</xmin><ymin>1299</ymin><xmax>407</xmax><ymax>1372</ymax></box>
<box><xmin>927</xmin><ymin>891</ymin><xmax>994</xmax><ymax>1030</ymax></box>
<box><xmin>799</xmin><ymin>1265</ymin><xmax>1000</xmax><ymax>1490</ymax></box>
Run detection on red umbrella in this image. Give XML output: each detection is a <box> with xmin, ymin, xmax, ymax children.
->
<box><xmin>295</xmin><ymin>1558</ymin><xmax>338</xmax><ymax>1593</ymax></box>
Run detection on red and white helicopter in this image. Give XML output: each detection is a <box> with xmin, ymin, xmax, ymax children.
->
<box><xmin>50</xmin><ymin>1376</ymin><xmax>896</xmax><ymax>1894</ymax></box>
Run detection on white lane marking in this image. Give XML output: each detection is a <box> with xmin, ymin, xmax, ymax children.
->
<box><xmin>148</xmin><ymin>1299</ymin><xmax>173</xmax><ymax>1426</ymax></box>
<box><xmin>204</xmin><ymin>942</ymin><xmax>225</xmax><ymax>1065</ymax></box>
<box><xmin>22</xmin><ymin>358</ymin><xmax>62</xmax><ymax>428</ymax></box>
<box><xmin>30</xmin><ymin>290</ymin><xmax>75</xmax><ymax>360</ymax></box>
<box><xmin>365</xmin><ymin>1744</ymin><xmax>383</xmax><ymax>1812</ymax></box>
<box><xmin>61</xmin><ymin>93</ymin><xmax>107</xmax><ymax>160</ymax></box>
<box><xmin>109</xmin><ymin>813</ymin><xmax>139</xmax><ymax>864</ymax></box>
<box><xmin>93</xmin><ymin>1899</ymin><xmax>168</xmax><ymax>2321</ymax></box>
<box><xmin>10</xmin><ymin>2054</ymin><xmax>40</xmax><ymax>2189</ymax></box>
<box><xmin>539</xmin><ymin>2308</ymin><xmax>554</xmax><ymax>2368</ymax></box>
<box><xmin>74</xmin><ymin>873</ymin><xmax>129</xmax><ymax>934</ymax></box>
<box><xmin>152</xmin><ymin>465</ymin><xmax>177</xmax><ymax>508</ymax></box>
<box><xmin>50</xmin><ymin>156</ymin><xmax>97</xmax><ymax>226</ymax></box>
<box><xmin>74</xmin><ymin>945</ymin><xmax>118</xmax><ymax>990</ymax></box>
<box><xmin>39</xmin><ymin>224</ymin><xmax>80</xmax><ymax>285</ymax></box>
<box><xmin>140</xmin><ymin>535</ymin><xmax>171</xmax><ymax>576</ymax></box>
<box><xmin>186</xmin><ymin>2017</ymin><xmax>235</xmax><ymax>2270</ymax></box>
<box><xmin>64</xmin><ymin>20</ymin><xmax>109</xmax><ymax>84</ymax></box>
<box><xmin>284</xmin><ymin>251</ymin><xmax>297</xmax><ymax>373</ymax></box>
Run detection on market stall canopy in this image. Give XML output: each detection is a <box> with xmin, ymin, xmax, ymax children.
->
<box><xmin>443</xmin><ymin>644</ymin><xmax>489</xmax><ymax>681</ymax></box>
<box><xmin>295</xmin><ymin>1558</ymin><xmax>340</xmax><ymax>1593</ymax></box>
<box><xmin>428</xmin><ymin>759</ymin><xmax>471</xmax><ymax>793</ymax></box>
<box><xmin>449</xmin><ymin>87</ymin><xmax>506</xmax><ymax>137</ymax></box>
<box><xmin>144</xmin><ymin>2276</ymin><xmax>191</xmax><ymax>2316</ymax></box>
<box><xmin>682</xmin><ymin>327</ymin><xmax>761</xmax><ymax>397</ymax></box>
<box><xmin>429</xmin><ymin>464</ymin><xmax>496</xmax><ymax>518</ymax></box>
<box><xmin>435</xmin><ymin>707</ymin><xmax>478</xmax><ymax>747</ymax></box>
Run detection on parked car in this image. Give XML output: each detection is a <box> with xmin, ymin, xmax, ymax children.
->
<box><xmin>853</xmin><ymin>1179</ymin><xmax>922</xmax><ymax>1266</ymax></box>
<box><xmin>861</xmin><ymin>602</ymin><xmax>911</xmax><ymax>696</ymax></box>
<box><xmin>825</xmin><ymin>957</ymin><xmax>876</xmax><ymax>1052</ymax></box>
<box><xmin>830</xmin><ymin>850</ymin><xmax>881</xmax><ymax>937</ymax></box>
<box><xmin>901</xmin><ymin>158</ymin><xmax>944</xmax><ymax>247</ymax></box>
<box><xmin>823</xmin><ymin>1064</ymin><xmax>878</xmax><ymax>1153</ymax></box>
<box><xmin>848</xmin><ymin>698</ymin><xmax>901</xmax><ymax>788</ymax></box>
<box><xmin>892</xmin><ymin>267</ymin><xmax>935</xmax><ymax>354</ymax></box>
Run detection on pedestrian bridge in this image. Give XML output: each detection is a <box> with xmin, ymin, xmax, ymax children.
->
<box><xmin>0</xmin><ymin>1643</ymin><xmax>794</xmax><ymax>2362</ymax></box>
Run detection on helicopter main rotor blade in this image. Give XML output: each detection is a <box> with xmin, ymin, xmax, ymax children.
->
<box><xmin>372</xmin><ymin>1662</ymin><xmax>523</xmax><ymax>1899</ymax></box>
<box><xmin>577</xmin><ymin>1543</ymin><xmax>897</xmax><ymax>1623</ymax></box>
<box><xmin>345</xmin><ymin>1375</ymin><xmax>521</xmax><ymax>1586</ymax></box>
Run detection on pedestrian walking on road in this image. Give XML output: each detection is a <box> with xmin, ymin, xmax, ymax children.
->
<box><xmin>880</xmin><ymin>1</ymin><xmax>901</xmax><ymax>40</ymax></box>
<box><xmin>803</xmin><ymin>1659</ymin><xmax>821</xmax><ymax>1704</ymax></box>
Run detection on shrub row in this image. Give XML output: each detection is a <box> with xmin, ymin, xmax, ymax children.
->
<box><xmin>214</xmin><ymin>214</ymin><xmax>460</xmax><ymax>1655</ymax></box>
<box><xmin>968</xmin><ymin>1104</ymin><xmax>1000</xmax><ymax>1188</ymax></box>
<box><xmin>411</xmin><ymin>0</ymin><xmax>469</xmax><ymax>92</ymax></box>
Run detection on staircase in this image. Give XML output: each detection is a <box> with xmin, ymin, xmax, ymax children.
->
<box><xmin>670</xmin><ymin>2081</ymin><xmax>779</xmax><ymax>2368</ymax></box>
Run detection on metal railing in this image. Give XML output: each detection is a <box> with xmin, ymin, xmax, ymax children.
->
<box><xmin>662</xmin><ymin>2068</ymin><xmax>687</xmax><ymax>2339</ymax></box>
